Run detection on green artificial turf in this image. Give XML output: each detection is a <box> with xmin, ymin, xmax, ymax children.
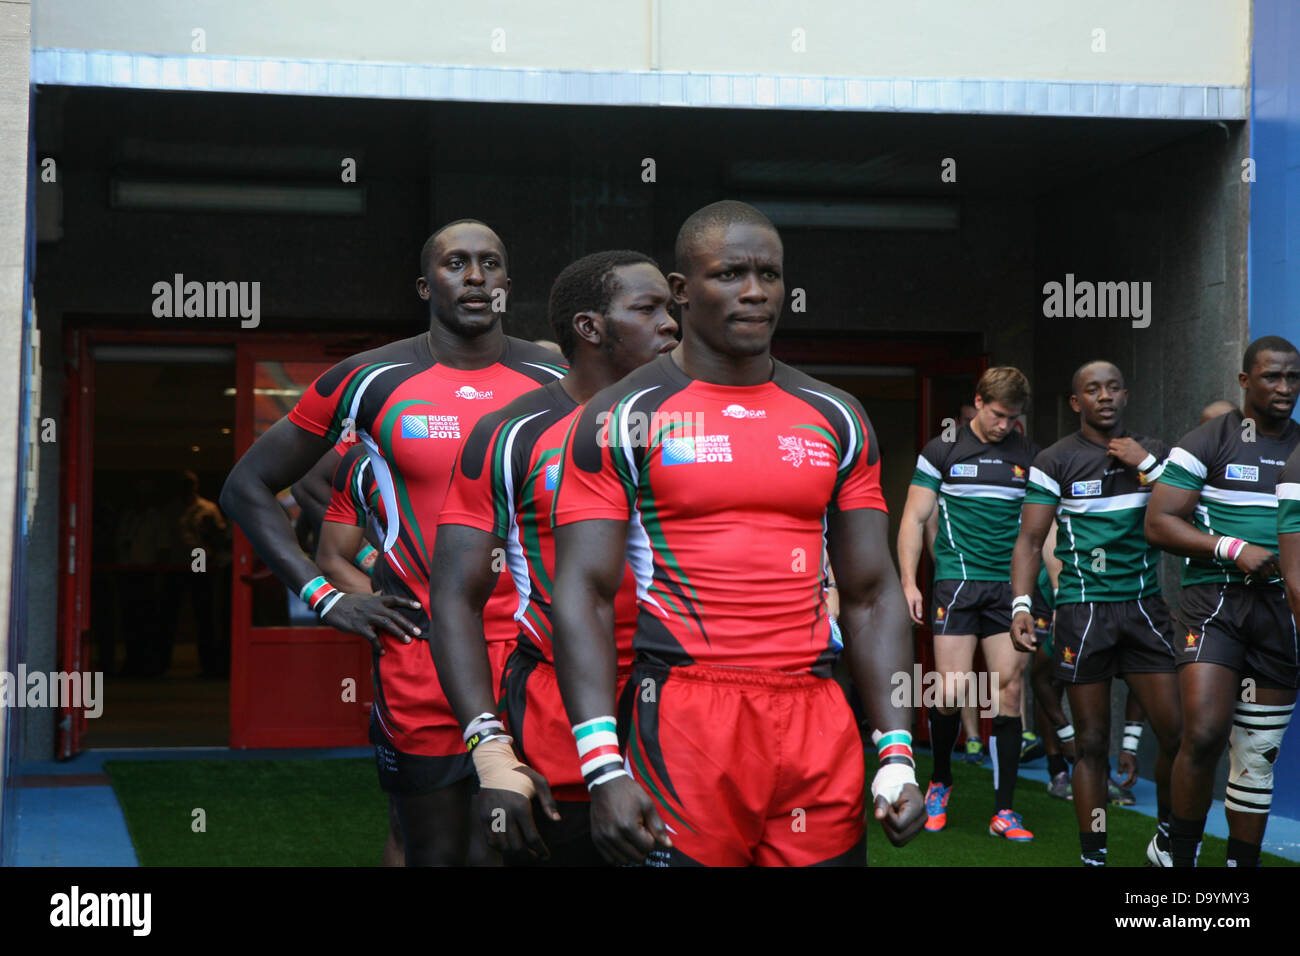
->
<box><xmin>868</xmin><ymin>751</ymin><xmax>1298</xmax><ymax>867</ymax></box>
<box><xmin>105</xmin><ymin>758</ymin><xmax>388</xmax><ymax>866</ymax></box>
<box><xmin>106</xmin><ymin>753</ymin><xmax>1297</xmax><ymax>867</ymax></box>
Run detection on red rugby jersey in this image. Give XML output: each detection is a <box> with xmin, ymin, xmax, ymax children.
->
<box><xmin>288</xmin><ymin>335</ymin><xmax>567</xmax><ymax>755</ymax></box>
<box><xmin>552</xmin><ymin>354</ymin><xmax>885</xmax><ymax>677</ymax></box>
<box><xmin>440</xmin><ymin>379</ymin><xmax>637</xmax><ymax>672</ymax></box>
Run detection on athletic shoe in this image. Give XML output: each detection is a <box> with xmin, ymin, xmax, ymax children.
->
<box><xmin>1146</xmin><ymin>833</ymin><xmax>1172</xmax><ymax>867</ymax></box>
<box><xmin>963</xmin><ymin>737</ymin><xmax>988</xmax><ymax>764</ymax></box>
<box><xmin>989</xmin><ymin>809</ymin><xmax>1034</xmax><ymax>841</ymax></box>
<box><xmin>1019</xmin><ymin>731</ymin><xmax>1045</xmax><ymax>763</ymax></box>
<box><xmin>924</xmin><ymin>782</ymin><xmax>953</xmax><ymax>832</ymax></box>
<box><xmin>1047</xmin><ymin>771</ymin><xmax>1072</xmax><ymax>800</ymax></box>
<box><xmin>1108</xmin><ymin>781</ymin><xmax>1136</xmax><ymax>806</ymax></box>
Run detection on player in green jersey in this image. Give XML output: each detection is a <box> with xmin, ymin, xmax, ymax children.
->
<box><xmin>1147</xmin><ymin>336</ymin><xmax>1300</xmax><ymax>867</ymax></box>
<box><xmin>1010</xmin><ymin>360</ymin><xmax>1181</xmax><ymax>866</ymax></box>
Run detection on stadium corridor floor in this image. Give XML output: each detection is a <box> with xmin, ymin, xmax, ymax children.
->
<box><xmin>10</xmin><ymin>746</ymin><xmax>1300</xmax><ymax>865</ymax></box>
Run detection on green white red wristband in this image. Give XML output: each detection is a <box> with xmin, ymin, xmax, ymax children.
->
<box><xmin>573</xmin><ymin>716</ymin><xmax>626</xmax><ymax>790</ymax></box>
<box><xmin>300</xmin><ymin>575</ymin><xmax>343</xmax><ymax>619</ymax></box>
<box><xmin>873</xmin><ymin>728</ymin><xmax>915</xmax><ymax>769</ymax></box>
<box><xmin>870</xmin><ymin>729</ymin><xmax>917</xmax><ymax>804</ymax></box>
<box><xmin>354</xmin><ymin>544</ymin><xmax>377</xmax><ymax>572</ymax></box>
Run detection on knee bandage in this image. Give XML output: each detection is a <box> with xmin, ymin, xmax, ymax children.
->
<box><xmin>1226</xmin><ymin>701</ymin><xmax>1293</xmax><ymax>814</ymax></box>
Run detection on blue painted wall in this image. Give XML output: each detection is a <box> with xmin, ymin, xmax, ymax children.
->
<box><xmin>1251</xmin><ymin>0</ymin><xmax>1300</xmax><ymax>820</ymax></box>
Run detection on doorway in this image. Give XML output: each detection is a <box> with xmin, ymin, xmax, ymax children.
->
<box><xmin>85</xmin><ymin>343</ymin><xmax>235</xmax><ymax>748</ymax></box>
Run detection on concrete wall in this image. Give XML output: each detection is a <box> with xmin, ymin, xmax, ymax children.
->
<box><xmin>32</xmin><ymin>0</ymin><xmax>1249</xmax><ymax>86</ymax></box>
<box><xmin>0</xmin><ymin>0</ymin><xmax>32</xmax><ymax>863</ymax></box>
<box><xmin>1032</xmin><ymin>120</ymin><xmax>1252</xmax><ymax>777</ymax></box>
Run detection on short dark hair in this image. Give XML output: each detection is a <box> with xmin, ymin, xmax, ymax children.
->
<box><xmin>1070</xmin><ymin>359</ymin><xmax>1124</xmax><ymax>395</ymax></box>
<box><xmin>673</xmin><ymin>200</ymin><xmax>778</xmax><ymax>274</ymax></box>
<box><xmin>1243</xmin><ymin>335</ymin><xmax>1299</xmax><ymax>374</ymax></box>
<box><xmin>976</xmin><ymin>366</ymin><xmax>1030</xmax><ymax>408</ymax></box>
<box><xmin>419</xmin><ymin>219</ymin><xmax>501</xmax><ymax>277</ymax></box>
<box><xmin>547</xmin><ymin>250</ymin><xmax>659</xmax><ymax>360</ymax></box>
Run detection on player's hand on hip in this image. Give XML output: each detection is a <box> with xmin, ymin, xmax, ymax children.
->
<box><xmin>589</xmin><ymin>774</ymin><xmax>672</xmax><ymax>866</ymax></box>
<box><xmin>1235</xmin><ymin>545</ymin><xmax>1280</xmax><ymax>581</ymax></box>
<box><xmin>1009</xmin><ymin>610</ymin><xmax>1038</xmax><ymax>653</ymax></box>
<box><xmin>874</xmin><ymin>782</ymin><xmax>926</xmax><ymax>847</ymax></box>
<box><xmin>902</xmin><ymin>582</ymin><xmax>926</xmax><ymax>626</ymax></box>
<box><xmin>320</xmin><ymin>592</ymin><xmax>423</xmax><ymax>655</ymax></box>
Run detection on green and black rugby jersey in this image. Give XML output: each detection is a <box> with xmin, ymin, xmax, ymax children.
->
<box><xmin>1159</xmin><ymin>408</ymin><xmax>1300</xmax><ymax>588</ymax></box>
<box><xmin>1274</xmin><ymin>443</ymin><xmax>1300</xmax><ymax>537</ymax></box>
<box><xmin>911</xmin><ymin>424</ymin><xmax>1037</xmax><ymax>582</ymax></box>
<box><xmin>1024</xmin><ymin>430</ymin><xmax>1169</xmax><ymax>603</ymax></box>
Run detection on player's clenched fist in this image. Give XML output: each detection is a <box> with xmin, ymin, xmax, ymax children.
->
<box><xmin>589</xmin><ymin>774</ymin><xmax>672</xmax><ymax>865</ymax></box>
<box><xmin>1009</xmin><ymin>609</ymin><xmax>1038</xmax><ymax>653</ymax></box>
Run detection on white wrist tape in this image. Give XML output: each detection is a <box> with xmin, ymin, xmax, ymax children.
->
<box><xmin>471</xmin><ymin>737</ymin><xmax>536</xmax><ymax>798</ymax></box>
<box><xmin>1056</xmin><ymin>723</ymin><xmax>1075</xmax><ymax>743</ymax></box>
<box><xmin>870</xmin><ymin>762</ymin><xmax>918</xmax><ymax>806</ymax></box>
<box><xmin>1122</xmin><ymin>721</ymin><xmax>1143</xmax><ymax>754</ymax></box>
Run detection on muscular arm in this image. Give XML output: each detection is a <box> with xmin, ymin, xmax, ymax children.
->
<box><xmin>1280</xmin><ymin>530</ymin><xmax>1300</xmax><ymax>631</ymax></box>
<box><xmin>1041</xmin><ymin>522</ymin><xmax>1062</xmax><ymax>592</ymax></box>
<box><xmin>924</xmin><ymin>509</ymin><xmax>938</xmax><ymax>558</ymax></box>
<box><xmin>220</xmin><ymin>418</ymin><xmax>337</xmax><ymax>594</ymax></box>
<box><xmin>219</xmin><ymin>418</ymin><xmax>419</xmax><ymax>641</ymax></box>
<box><xmin>831</xmin><ymin>507</ymin><xmax>925</xmax><ymax>846</ymax></box>
<box><xmin>1146</xmin><ymin>482</ymin><xmax>1279</xmax><ymax>579</ymax></box>
<box><xmin>290</xmin><ymin>449</ymin><xmax>340</xmax><ymax>536</ymax></box>
<box><xmin>317</xmin><ymin>520</ymin><xmax>373</xmax><ymax>594</ymax></box>
<box><xmin>1009</xmin><ymin>502</ymin><xmax>1056</xmax><ymax>651</ymax></box>
<box><xmin>427</xmin><ymin>524</ymin><xmax>504</xmax><ymax>728</ymax></box>
<box><xmin>897</xmin><ymin>484</ymin><xmax>939</xmax><ymax>625</ymax></box>
<box><xmin>551</xmin><ymin>520</ymin><xmax>626</xmax><ymax>725</ymax></box>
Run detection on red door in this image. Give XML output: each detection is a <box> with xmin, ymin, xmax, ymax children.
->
<box><xmin>230</xmin><ymin>341</ymin><xmax>380</xmax><ymax>749</ymax></box>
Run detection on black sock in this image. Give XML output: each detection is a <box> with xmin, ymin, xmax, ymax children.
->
<box><xmin>1080</xmin><ymin>830</ymin><xmax>1107</xmax><ymax>865</ymax></box>
<box><xmin>929</xmin><ymin>710</ymin><xmax>960</xmax><ymax>786</ymax></box>
<box><xmin>1156</xmin><ymin>816</ymin><xmax>1171</xmax><ymax>850</ymax></box>
<box><xmin>1047</xmin><ymin>754</ymin><xmax>1068</xmax><ymax>777</ymax></box>
<box><xmin>1226</xmin><ymin>837</ymin><xmax>1261</xmax><ymax>868</ymax></box>
<box><xmin>991</xmin><ymin>715</ymin><xmax>1021</xmax><ymax>811</ymax></box>
<box><xmin>1170</xmin><ymin>814</ymin><xmax>1205</xmax><ymax>867</ymax></box>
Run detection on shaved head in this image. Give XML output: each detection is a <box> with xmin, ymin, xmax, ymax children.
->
<box><xmin>1200</xmin><ymin>399</ymin><xmax>1236</xmax><ymax>423</ymax></box>
<box><xmin>673</xmin><ymin>200</ymin><xmax>779</xmax><ymax>275</ymax></box>
<box><xmin>1071</xmin><ymin>360</ymin><xmax>1124</xmax><ymax>396</ymax></box>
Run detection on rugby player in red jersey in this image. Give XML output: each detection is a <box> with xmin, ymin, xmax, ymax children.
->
<box><xmin>220</xmin><ymin>220</ymin><xmax>566</xmax><ymax>865</ymax></box>
<box><xmin>428</xmin><ymin>250</ymin><xmax>678</xmax><ymax>864</ymax></box>
<box><xmin>549</xmin><ymin>201</ymin><xmax>926</xmax><ymax>866</ymax></box>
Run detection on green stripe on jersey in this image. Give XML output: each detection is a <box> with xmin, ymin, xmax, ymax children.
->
<box><xmin>1053</xmin><ymin>505</ymin><xmax>1159</xmax><ymax>603</ymax></box>
<box><xmin>1279</xmin><ymin>483</ymin><xmax>1300</xmax><ymax>535</ymax></box>
<box><xmin>932</xmin><ymin>493</ymin><xmax>1022</xmax><ymax>581</ymax></box>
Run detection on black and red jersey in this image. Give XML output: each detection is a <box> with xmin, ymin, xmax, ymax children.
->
<box><xmin>553</xmin><ymin>354</ymin><xmax>885</xmax><ymax>677</ymax></box>
<box><xmin>289</xmin><ymin>333</ymin><xmax>567</xmax><ymax>625</ymax></box>
<box><xmin>288</xmin><ymin>333</ymin><xmax>566</xmax><ymax>756</ymax></box>
<box><xmin>440</xmin><ymin>379</ymin><xmax>637</xmax><ymax>671</ymax></box>
<box><xmin>324</xmin><ymin>440</ymin><xmax>383</xmax><ymax>533</ymax></box>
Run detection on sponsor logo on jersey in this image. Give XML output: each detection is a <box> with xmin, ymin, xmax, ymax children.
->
<box><xmin>778</xmin><ymin>435</ymin><xmax>807</xmax><ymax>467</ymax></box>
<box><xmin>1012</xmin><ymin>464</ymin><xmax>1026</xmax><ymax>480</ymax></box>
<box><xmin>1225</xmin><ymin>464</ymin><xmax>1259</xmax><ymax>482</ymax></box>
<box><xmin>545</xmin><ymin>463</ymin><xmax>560</xmax><ymax>490</ymax></box>
<box><xmin>661</xmin><ymin>435</ymin><xmax>733</xmax><ymax>466</ymax></box>
<box><xmin>1061</xmin><ymin>647</ymin><xmax>1075</xmax><ymax>666</ymax></box>
<box><xmin>721</xmin><ymin>403</ymin><xmax>766</xmax><ymax>419</ymax></box>
<box><xmin>400</xmin><ymin>413</ymin><xmax>461</xmax><ymax>439</ymax></box>
<box><xmin>454</xmin><ymin>385</ymin><xmax>494</xmax><ymax>400</ymax></box>
<box><xmin>1262</xmin><ymin>458</ymin><xmax>1285</xmax><ymax>466</ymax></box>
<box><xmin>1071</xmin><ymin>480</ymin><xmax>1103</xmax><ymax>497</ymax></box>
<box><xmin>950</xmin><ymin>463</ymin><xmax>978</xmax><ymax>477</ymax></box>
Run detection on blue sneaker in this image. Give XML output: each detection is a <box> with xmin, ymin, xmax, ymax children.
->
<box><xmin>924</xmin><ymin>781</ymin><xmax>953</xmax><ymax>832</ymax></box>
<box><xmin>963</xmin><ymin>736</ymin><xmax>988</xmax><ymax>764</ymax></box>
